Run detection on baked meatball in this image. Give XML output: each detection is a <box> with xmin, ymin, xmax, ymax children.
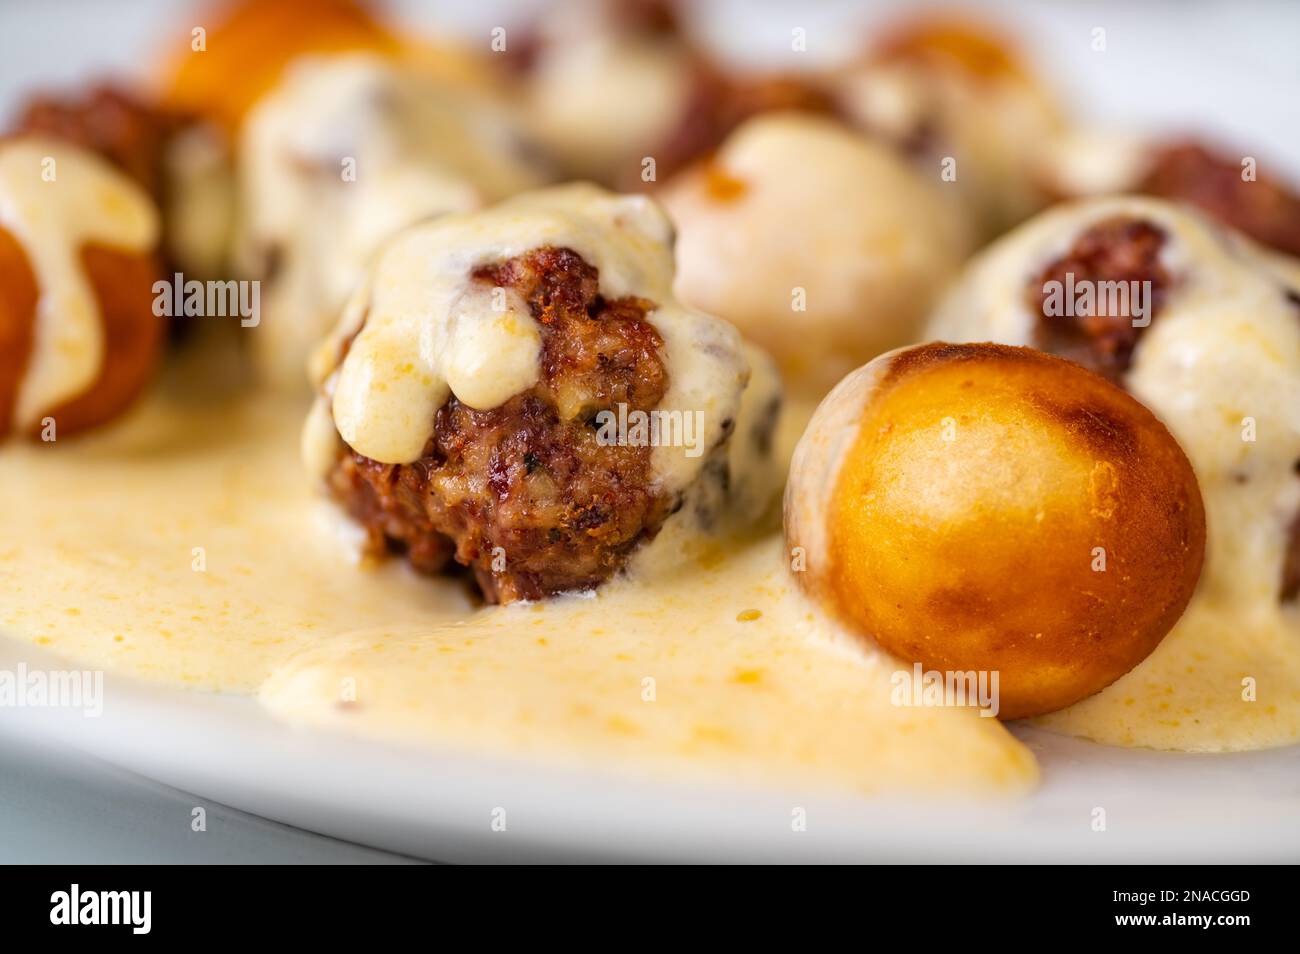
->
<box><xmin>0</xmin><ymin>137</ymin><xmax>162</xmax><ymax>440</ymax></box>
<box><xmin>304</xmin><ymin>184</ymin><xmax>761</xmax><ymax>603</ymax></box>
<box><xmin>930</xmin><ymin>196</ymin><xmax>1300</xmax><ymax>609</ymax></box>
<box><xmin>234</xmin><ymin>53</ymin><xmax>549</xmax><ymax>389</ymax></box>
<box><xmin>661</xmin><ymin>112</ymin><xmax>972</xmax><ymax>398</ymax></box>
<box><xmin>785</xmin><ymin>342</ymin><xmax>1206</xmax><ymax>719</ymax></box>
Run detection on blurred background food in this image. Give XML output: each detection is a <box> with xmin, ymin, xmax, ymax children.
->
<box><xmin>3</xmin><ymin>0</ymin><xmax>1296</xmax><ymax>410</ymax></box>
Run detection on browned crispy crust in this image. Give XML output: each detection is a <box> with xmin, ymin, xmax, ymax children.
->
<box><xmin>817</xmin><ymin>342</ymin><xmax>1206</xmax><ymax>719</ymax></box>
<box><xmin>1028</xmin><ymin>216</ymin><xmax>1170</xmax><ymax>381</ymax></box>
<box><xmin>326</xmin><ymin>246</ymin><xmax>674</xmax><ymax>603</ymax></box>
<box><xmin>0</xmin><ymin>225</ymin><xmax>163</xmax><ymax>440</ymax></box>
<box><xmin>0</xmin><ymin>225</ymin><xmax>38</xmax><ymax>439</ymax></box>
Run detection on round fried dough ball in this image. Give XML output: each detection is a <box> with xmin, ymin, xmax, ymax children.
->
<box><xmin>784</xmin><ymin>342</ymin><xmax>1206</xmax><ymax>719</ymax></box>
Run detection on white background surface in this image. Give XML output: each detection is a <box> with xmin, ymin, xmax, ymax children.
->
<box><xmin>1</xmin><ymin>0</ymin><xmax>1299</xmax><ymax>863</ymax></box>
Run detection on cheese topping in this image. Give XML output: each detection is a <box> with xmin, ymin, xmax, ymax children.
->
<box><xmin>0</xmin><ymin>137</ymin><xmax>159</xmax><ymax>430</ymax></box>
<box><xmin>309</xmin><ymin>183</ymin><xmax>750</xmax><ymax>498</ymax></box>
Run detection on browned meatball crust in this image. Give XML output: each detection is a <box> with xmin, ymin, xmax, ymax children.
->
<box><xmin>1028</xmin><ymin>216</ymin><xmax>1171</xmax><ymax>381</ymax></box>
<box><xmin>326</xmin><ymin>246</ymin><xmax>676</xmax><ymax>603</ymax></box>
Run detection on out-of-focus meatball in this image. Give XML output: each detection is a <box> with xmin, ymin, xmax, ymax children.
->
<box><xmin>1139</xmin><ymin>143</ymin><xmax>1300</xmax><ymax>259</ymax></box>
<box><xmin>509</xmin><ymin>0</ymin><xmax>698</xmax><ymax>185</ymax></box>
<box><xmin>511</xmin><ymin>0</ymin><xmax>839</xmax><ymax>190</ymax></box>
<box><xmin>0</xmin><ymin>137</ymin><xmax>162</xmax><ymax>440</ymax></box>
<box><xmin>638</xmin><ymin>68</ymin><xmax>841</xmax><ymax>191</ymax></box>
<box><xmin>304</xmin><ymin>185</ymin><xmax>760</xmax><ymax>603</ymax></box>
<box><xmin>159</xmin><ymin>0</ymin><xmax>397</xmax><ymax>134</ymax></box>
<box><xmin>15</xmin><ymin>85</ymin><xmax>181</xmax><ymax>204</ymax></box>
<box><xmin>12</xmin><ymin>83</ymin><xmax>233</xmax><ymax>281</ymax></box>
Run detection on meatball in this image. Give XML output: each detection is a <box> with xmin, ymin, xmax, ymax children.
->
<box><xmin>307</xmin><ymin>184</ymin><xmax>755</xmax><ymax>603</ymax></box>
<box><xmin>1028</xmin><ymin>216</ymin><xmax>1171</xmax><ymax>380</ymax></box>
<box><xmin>510</xmin><ymin>0</ymin><xmax>699</xmax><ymax>185</ymax></box>
<box><xmin>512</xmin><ymin>0</ymin><xmax>838</xmax><ymax>189</ymax></box>
<box><xmin>160</xmin><ymin>0</ymin><xmax>396</xmax><ymax>134</ymax></box>
<box><xmin>636</xmin><ymin>66</ymin><xmax>841</xmax><ymax>191</ymax></box>
<box><xmin>785</xmin><ymin>342</ymin><xmax>1206</xmax><ymax>719</ymax></box>
<box><xmin>0</xmin><ymin>225</ymin><xmax>39</xmax><ymax>437</ymax></box>
<box><xmin>326</xmin><ymin>247</ymin><xmax>673</xmax><ymax>602</ymax></box>
<box><xmin>0</xmin><ymin>138</ymin><xmax>162</xmax><ymax>440</ymax></box>
<box><xmin>1035</xmin><ymin>130</ymin><xmax>1300</xmax><ymax>261</ymax></box>
<box><xmin>11</xmin><ymin>83</ymin><xmax>231</xmax><ymax>284</ymax></box>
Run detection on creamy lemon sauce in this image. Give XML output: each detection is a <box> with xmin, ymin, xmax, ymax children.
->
<box><xmin>312</xmin><ymin>184</ymin><xmax>751</xmax><ymax>501</ymax></box>
<box><xmin>0</xmin><ymin>137</ymin><xmax>159</xmax><ymax>430</ymax></box>
<box><xmin>930</xmin><ymin>196</ymin><xmax>1300</xmax><ymax>751</ymax></box>
<box><xmin>0</xmin><ymin>335</ymin><xmax>1035</xmax><ymax>796</ymax></box>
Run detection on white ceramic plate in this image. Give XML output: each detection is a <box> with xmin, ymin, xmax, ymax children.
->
<box><xmin>3</xmin><ymin>0</ymin><xmax>1299</xmax><ymax>864</ymax></box>
<box><xmin>4</xmin><ymin>637</ymin><xmax>1297</xmax><ymax>862</ymax></box>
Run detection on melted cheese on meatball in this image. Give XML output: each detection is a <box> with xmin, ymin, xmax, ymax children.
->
<box><xmin>309</xmin><ymin>183</ymin><xmax>751</xmax><ymax>501</ymax></box>
<box><xmin>0</xmin><ymin>137</ymin><xmax>158</xmax><ymax>431</ymax></box>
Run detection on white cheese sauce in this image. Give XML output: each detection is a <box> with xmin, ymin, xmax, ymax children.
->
<box><xmin>0</xmin><ymin>331</ymin><xmax>1035</xmax><ymax>797</ymax></box>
